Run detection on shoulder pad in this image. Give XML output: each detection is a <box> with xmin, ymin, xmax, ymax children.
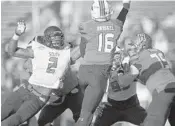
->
<box><xmin>64</xmin><ymin>43</ymin><xmax>71</xmax><ymax>50</ymax></box>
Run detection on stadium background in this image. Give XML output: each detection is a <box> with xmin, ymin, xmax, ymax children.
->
<box><xmin>1</xmin><ymin>1</ymin><xmax>175</xmax><ymax>126</ymax></box>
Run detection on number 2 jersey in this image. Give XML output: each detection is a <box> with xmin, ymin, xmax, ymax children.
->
<box><xmin>28</xmin><ymin>36</ymin><xmax>71</xmax><ymax>89</ymax></box>
<box><xmin>131</xmin><ymin>49</ymin><xmax>175</xmax><ymax>93</ymax></box>
<box><xmin>79</xmin><ymin>19</ymin><xmax>123</xmax><ymax>65</ymax></box>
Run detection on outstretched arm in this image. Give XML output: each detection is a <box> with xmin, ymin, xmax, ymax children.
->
<box><xmin>116</xmin><ymin>0</ymin><xmax>131</xmax><ymax>24</ymax></box>
<box><xmin>7</xmin><ymin>21</ymin><xmax>34</xmax><ymax>59</ymax></box>
<box><xmin>70</xmin><ymin>45</ymin><xmax>81</xmax><ymax>64</ymax></box>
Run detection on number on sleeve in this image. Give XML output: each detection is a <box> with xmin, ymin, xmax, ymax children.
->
<box><xmin>150</xmin><ymin>52</ymin><xmax>168</xmax><ymax>68</ymax></box>
<box><xmin>98</xmin><ymin>33</ymin><xmax>114</xmax><ymax>53</ymax></box>
<box><xmin>46</xmin><ymin>57</ymin><xmax>58</xmax><ymax>74</ymax></box>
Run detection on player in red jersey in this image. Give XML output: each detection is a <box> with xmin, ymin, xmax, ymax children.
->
<box><xmin>76</xmin><ymin>0</ymin><xmax>131</xmax><ymax>125</ymax></box>
<box><xmin>91</xmin><ymin>45</ymin><xmax>146</xmax><ymax>126</ymax></box>
<box><xmin>129</xmin><ymin>33</ymin><xmax>175</xmax><ymax>126</ymax></box>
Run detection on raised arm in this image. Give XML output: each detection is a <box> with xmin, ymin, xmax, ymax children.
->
<box><xmin>116</xmin><ymin>0</ymin><xmax>131</xmax><ymax>24</ymax></box>
<box><xmin>70</xmin><ymin>23</ymin><xmax>89</xmax><ymax>64</ymax></box>
<box><xmin>7</xmin><ymin>21</ymin><xmax>34</xmax><ymax>59</ymax></box>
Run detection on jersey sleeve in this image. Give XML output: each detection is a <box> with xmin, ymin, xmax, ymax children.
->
<box><xmin>26</xmin><ymin>37</ymin><xmax>35</xmax><ymax>49</ymax></box>
<box><xmin>116</xmin><ymin>8</ymin><xmax>128</xmax><ymax>26</ymax></box>
<box><xmin>79</xmin><ymin>22</ymin><xmax>92</xmax><ymax>41</ymax></box>
<box><xmin>130</xmin><ymin>56</ymin><xmax>142</xmax><ymax>71</ymax></box>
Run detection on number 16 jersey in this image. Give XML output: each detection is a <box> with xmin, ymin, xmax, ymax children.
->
<box><xmin>28</xmin><ymin>37</ymin><xmax>70</xmax><ymax>89</ymax></box>
<box><xmin>79</xmin><ymin>19</ymin><xmax>123</xmax><ymax>65</ymax></box>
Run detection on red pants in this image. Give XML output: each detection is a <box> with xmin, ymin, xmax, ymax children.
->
<box><xmin>76</xmin><ymin>64</ymin><xmax>109</xmax><ymax>126</ymax></box>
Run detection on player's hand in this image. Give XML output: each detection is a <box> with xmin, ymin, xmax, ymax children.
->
<box><xmin>130</xmin><ymin>65</ymin><xmax>139</xmax><ymax>75</ymax></box>
<box><xmin>123</xmin><ymin>0</ymin><xmax>131</xmax><ymax>4</ymax></box>
<box><xmin>123</xmin><ymin>0</ymin><xmax>131</xmax><ymax>9</ymax></box>
<box><xmin>15</xmin><ymin>20</ymin><xmax>26</xmax><ymax>36</ymax></box>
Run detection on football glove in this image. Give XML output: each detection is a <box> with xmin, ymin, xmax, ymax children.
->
<box><xmin>123</xmin><ymin>0</ymin><xmax>131</xmax><ymax>4</ymax></box>
<box><xmin>15</xmin><ymin>20</ymin><xmax>26</xmax><ymax>36</ymax></box>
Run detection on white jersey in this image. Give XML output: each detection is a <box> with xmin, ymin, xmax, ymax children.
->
<box><xmin>28</xmin><ymin>38</ymin><xmax>70</xmax><ymax>89</ymax></box>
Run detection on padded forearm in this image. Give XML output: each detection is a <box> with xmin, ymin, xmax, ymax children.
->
<box><xmin>117</xmin><ymin>7</ymin><xmax>129</xmax><ymax>24</ymax></box>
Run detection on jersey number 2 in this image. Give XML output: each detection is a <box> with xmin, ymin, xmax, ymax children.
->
<box><xmin>98</xmin><ymin>33</ymin><xmax>114</xmax><ymax>53</ymax></box>
<box><xmin>46</xmin><ymin>57</ymin><xmax>58</xmax><ymax>74</ymax></box>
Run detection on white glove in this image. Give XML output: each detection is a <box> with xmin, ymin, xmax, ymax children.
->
<box><xmin>122</xmin><ymin>0</ymin><xmax>131</xmax><ymax>4</ymax></box>
<box><xmin>130</xmin><ymin>65</ymin><xmax>139</xmax><ymax>75</ymax></box>
<box><xmin>15</xmin><ymin>20</ymin><xmax>26</xmax><ymax>36</ymax></box>
<box><xmin>101</xmin><ymin>93</ymin><xmax>108</xmax><ymax>103</ymax></box>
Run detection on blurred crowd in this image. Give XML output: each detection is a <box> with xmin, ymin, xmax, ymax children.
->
<box><xmin>1</xmin><ymin>1</ymin><xmax>175</xmax><ymax>126</ymax></box>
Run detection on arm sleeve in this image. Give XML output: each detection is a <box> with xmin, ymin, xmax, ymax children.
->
<box><xmin>79</xmin><ymin>23</ymin><xmax>92</xmax><ymax>41</ymax></box>
<box><xmin>116</xmin><ymin>7</ymin><xmax>129</xmax><ymax>24</ymax></box>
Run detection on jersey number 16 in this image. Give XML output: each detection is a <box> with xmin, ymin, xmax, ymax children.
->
<box><xmin>98</xmin><ymin>33</ymin><xmax>114</xmax><ymax>53</ymax></box>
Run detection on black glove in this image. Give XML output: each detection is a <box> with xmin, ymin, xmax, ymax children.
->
<box><xmin>109</xmin><ymin>70</ymin><xmax>122</xmax><ymax>92</ymax></box>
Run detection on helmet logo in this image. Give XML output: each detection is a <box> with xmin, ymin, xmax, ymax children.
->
<box><xmin>137</xmin><ymin>33</ymin><xmax>146</xmax><ymax>42</ymax></box>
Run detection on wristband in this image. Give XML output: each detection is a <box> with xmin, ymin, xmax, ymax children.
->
<box><xmin>12</xmin><ymin>34</ymin><xmax>19</xmax><ymax>40</ymax></box>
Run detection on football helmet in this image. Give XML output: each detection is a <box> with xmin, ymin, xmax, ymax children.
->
<box><xmin>44</xmin><ymin>26</ymin><xmax>64</xmax><ymax>49</ymax></box>
<box><xmin>91</xmin><ymin>0</ymin><xmax>113</xmax><ymax>22</ymax></box>
<box><xmin>134</xmin><ymin>33</ymin><xmax>152</xmax><ymax>52</ymax></box>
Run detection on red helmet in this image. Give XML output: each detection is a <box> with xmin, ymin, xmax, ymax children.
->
<box><xmin>44</xmin><ymin>26</ymin><xmax>64</xmax><ymax>49</ymax></box>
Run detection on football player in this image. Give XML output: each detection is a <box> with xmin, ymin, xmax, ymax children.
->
<box><xmin>76</xmin><ymin>0</ymin><xmax>131</xmax><ymax>125</ymax></box>
<box><xmin>129</xmin><ymin>33</ymin><xmax>175</xmax><ymax>126</ymax></box>
<box><xmin>1</xmin><ymin>21</ymin><xmax>79</xmax><ymax>126</ymax></box>
<box><xmin>38</xmin><ymin>69</ymin><xmax>84</xmax><ymax>126</ymax></box>
<box><xmin>168</xmin><ymin>96</ymin><xmax>175</xmax><ymax>126</ymax></box>
<box><xmin>91</xmin><ymin>43</ymin><xmax>146</xmax><ymax>126</ymax></box>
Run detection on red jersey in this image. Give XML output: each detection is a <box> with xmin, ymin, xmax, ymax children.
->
<box><xmin>131</xmin><ymin>49</ymin><xmax>175</xmax><ymax>93</ymax></box>
<box><xmin>132</xmin><ymin>49</ymin><xmax>169</xmax><ymax>84</ymax></box>
<box><xmin>79</xmin><ymin>19</ymin><xmax>123</xmax><ymax>65</ymax></box>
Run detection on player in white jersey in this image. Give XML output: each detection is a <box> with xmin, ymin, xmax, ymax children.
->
<box><xmin>1</xmin><ymin>21</ymin><xmax>79</xmax><ymax>126</ymax></box>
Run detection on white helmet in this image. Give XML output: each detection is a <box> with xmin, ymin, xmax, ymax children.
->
<box><xmin>91</xmin><ymin>0</ymin><xmax>113</xmax><ymax>22</ymax></box>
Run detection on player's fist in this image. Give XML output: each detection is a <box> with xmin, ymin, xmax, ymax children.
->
<box><xmin>123</xmin><ymin>0</ymin><xmax>131</xmax><ymax>4</ymax></box>
<box><xmin>123</xmin><ymin>0</ymin><xmax>131</xmax><ymax>9</ymax></box>
<box><xmin>15</xmin><ymin>20</ymin><xmax>26</xmax><ymax>36</ymax></box>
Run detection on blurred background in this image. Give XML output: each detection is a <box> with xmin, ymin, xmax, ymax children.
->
<box><xmin>1</xmin><ymin>1</ymin><xmax>175</xmax><ymax>126</ymax></box>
